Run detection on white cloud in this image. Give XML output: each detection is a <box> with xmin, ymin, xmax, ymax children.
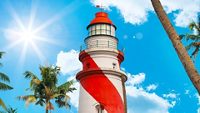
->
<box><xmin>196</xmin><ymin>93</ymin><xmax>200</xmax><ymax>113</ymax></box>
<box><xmin>185</xmin><ymin>90</ymin><xmax>190</xmax><ymax>95</ymax></box>
<box><xmin>126</xmin><ymin>72</ymin><xmax>177</xmax><ymax>113</ymax></box>
<box><xmin>146</xmin><ymin>84</ymin><xmax>158</xmax><ymax>92</ymax></box>
<box><xmin>56</xmin><ymin>49</ymin><xmax>82</xmax><ymax>75</ymax></box>
<box><xmin>126</xmin><ymin>73</ymin><xmax>145</xmax><ymax>85</ymax></box>
<box><xmin>90</xmin><ymin>0</ymin><xmax>200</xmax><ymax>27</ymax></box>
<box><xmin>67</xmin><ymin>76</ymin><xmax>80</xmax><ymax>108</ymax></box>
<box><xmin>163</xmin><ymin>93</ymin><xmax>177</xmax><ymax>99</ymax></box>
<box><xmin>196</xmin><ymin>93</ymin><xmax>200</xmax><ymax>105</ymax></box>
<box><xmin>56</xmin><ymin>50</ymin><xmax>81</xmax><ymax>108</ymax></box>
<box><xmin>91</xmin><ymin>0</ymin><xmax>152</xmax><ymax>25</ymax></box>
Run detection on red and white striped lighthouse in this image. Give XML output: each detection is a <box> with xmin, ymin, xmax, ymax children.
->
<box><xmin>76</xmin><ymin>11</ymin><xmax>127</xmax><ymax>113</ymax></box>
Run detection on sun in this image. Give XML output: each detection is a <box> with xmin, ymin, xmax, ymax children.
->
<box><xmin>20</xmin><ymin>29</ymin><xmax>36</xmax><ymax>42</ymax></box>
<box><xmin>3</xmin><ymin>5</ymin><xmax>53</xmax><ymax>63</ymax></box>
<box><xmin>3</xmin><ymin>1</ymin><xmax>79</xmax><ymax>64</ymax></box>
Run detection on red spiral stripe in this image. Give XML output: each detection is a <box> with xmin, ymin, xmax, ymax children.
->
<box><xmin>79</xmin><ymin>51</ymin><xmax>124</xmax><ymax>113</ymax></box>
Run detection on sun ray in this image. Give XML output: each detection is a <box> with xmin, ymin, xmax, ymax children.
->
<box><xmin>4</xmin><ymin>39</ymin><xmax>23</xmax><ymax>51</ymax></box>
<box><xmin>4</xmin><ymin>29</ymin><xmax>22</xmax><ymax>36</ymax></box>
<box><xmin>7</xmin><ymin>3</ymin><xmax>26</xmax><ymax>31</ymax></box>
<box><xmin>33</xmin><ymin>0</ymin><xmax>80</xmax><ymax>34</ymax></box>
<box><xmin>3</xmin><ymin>0</ymin><xmax>81</xmax><ymax>65</ymax></box>
<box><xmin>28</xmin><ymin>0</ymin><xmax>38</xmax><ymax>30</ymax></box>
<box><xmin>30</xmin><ymin>41</ymin><xmax>46</xmax><ymax>62</ymax></box>
<box><xmin>19</xmin><ymin>42</ymin><xmax>28</xmax><ymax>65</ymax></box>
<box><xmin>34</xmin><ymin>36</ymin><xmax>62</xmax><ymax>46</ymax></box>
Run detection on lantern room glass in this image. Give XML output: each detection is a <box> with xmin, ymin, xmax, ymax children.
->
<box><xmin>88</xmin><ymin>24</ymin><xmax>115</xmax><ymax>37</ymax></box>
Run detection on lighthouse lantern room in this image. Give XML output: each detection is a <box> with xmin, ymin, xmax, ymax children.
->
<box><xmin>76</xmin><ymin>11</ymin><xmax>127</xmax><ymax>113</ymax></box>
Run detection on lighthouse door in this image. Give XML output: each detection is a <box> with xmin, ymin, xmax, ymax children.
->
<box><xmin>96</xmin><ymin>104</ymin><xmax>104</xmax><ymax>113</ymax></box>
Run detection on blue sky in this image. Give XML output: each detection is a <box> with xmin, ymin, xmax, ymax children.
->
<box><xmin>0</xmin><ymin>0</ymin><xmax>200</xmax><ymax>113</ymax></box>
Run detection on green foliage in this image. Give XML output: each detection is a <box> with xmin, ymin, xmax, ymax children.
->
<box><xmin>0</xmin><ymin>52</ymin><xmax>13</xmax><ymax>110</ymax></box>
<box><xmin>180</xmin><ymin>20</ymin><xmax>200</xmax><ymax>60</ymax></box>
<box><xmin>0</xmin><ymin>107</ymin><xmax>17</xmax><ymax>113</ymax></box>
<box><xmin>18</xmin><ymin>65</ymin><xmax>76</xmax><ymax>113</ymax></box>
<box><xmin>0</xmin><ymin>52</ymin><xmax>5</xmax><ymax>59</ymax></box>
<box><xmin>0</xmin><ymin>73</ymin><xmax>10</xmax><ymax>83</ymax></box>
<box><xmin>0</xmin><ymin>83</ymin><xmax>13</xmax><ymax>91</ymax></box>
<box><xmin>0</xmin><ymin>98</ymin><xmax>6</xmax><ymax>110</ymax></box>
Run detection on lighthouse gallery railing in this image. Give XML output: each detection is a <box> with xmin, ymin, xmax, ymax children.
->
<box><xmin>80</xmin><ymin>40</ymin><xmax>125</xmax><ymax>52</ymax></box>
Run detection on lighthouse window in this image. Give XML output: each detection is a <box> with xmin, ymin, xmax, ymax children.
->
<box><xmin>92</xmin><ymin>26</ymin><xmax>96</xmax><ymax>30</ymax></box>
<box><xmin>111</xmin><ymin>26</ymin><xmax>115</xmax><ymax>36</ymax></box>
<box><xmin>106</xmin><ymin>25</ymin><xmax>111</xmax><ymax>30</ymax></box>
<box><xmin>96</xmin><ymin>104</ymin><xmax>103</xmax><ymax>113</ymax></box>
<box><xmin>105</xmin><ymin>30</ymin><xmax>109</xmax><ymax>35</ymax></box>
<box><xmin>89</xmin><ymin>24</ymin><xmax>115</xmax><ymax>36</ymax></box>
<box><xmin>101</xmin><ymin>24</ymin><xmax>106</xmax><ymax>29</ymax></box>
<box><xmin>91</xmin><ymin>31</ymin><xmax>95</xmax><ymax>35</ymax></box>
<box><xmin>96</xmin><ymin>24</ymin><xmax>101</xmax><ymax>29</ymax></box>
<box><xmin>112</xmin><ymin>63</ymin><xmax>116</xmax><ymax>69</ymax></box>
<box><xmin>96</xmin><ymin>29</ymin><xmax>101</xmax><ymax>34</ymax></box>
<box><xmin>101</xmin><ymin>29</ymin><xmax>106</xmax><ymax>34</ymax></box>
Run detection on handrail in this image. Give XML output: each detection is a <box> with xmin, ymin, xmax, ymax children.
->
<box><xmin>80</xmin><ymin>41</ymin><xmax>125</xmax><ymax>53</ymax></box>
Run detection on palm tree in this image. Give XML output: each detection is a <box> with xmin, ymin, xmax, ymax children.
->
<box><xmin>151</xmin><ymin>0</ymin><xmax>200</xmax><ymax>94</ymax></box>
<box><xmin>18</xmin><ymin>65</ymin><xmax>76</xmax><ymax>113</ymax></box>
<box><xmin>0</xmin><ymin>107</ymin><xmax>17</xmax><ymax>113</ymax></box>
<box><xmin>180</xmin><ymin>19</ymin><xmax>200</xmax><ymax>59</ymax></box>
<box><xmin>0</xmin><ymin>52</ymin><xmax>13</xmax><ymax>110</ymax></box>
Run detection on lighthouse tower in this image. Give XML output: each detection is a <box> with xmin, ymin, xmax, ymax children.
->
<box><xmin>76</xmin><ymin>11</ymin><xmax>127</xmax><ymax>113</ymax></box>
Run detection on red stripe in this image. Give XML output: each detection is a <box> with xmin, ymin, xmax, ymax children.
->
<box><xmin>79</xmin><ymin>51</ymin><xmax>124</xmax><ymax>113</ymax></box>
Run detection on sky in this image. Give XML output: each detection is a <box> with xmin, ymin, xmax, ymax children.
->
<box><xmin>0</xmin><ymin>0</ymin><xmax>200</xmax><ymax>113</ymax></box>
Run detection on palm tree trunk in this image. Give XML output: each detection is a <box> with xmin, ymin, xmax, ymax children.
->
<box><xmin>46</xmin><ymin>100</ymin><xmax>48</xmax><ymax>113</ymax></box>
<box><xmin>151</xmin><ymin>0</ymin><xmax>200</xmax><ymax>94</ymax></box>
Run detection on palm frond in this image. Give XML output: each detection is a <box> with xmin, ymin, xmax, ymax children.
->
<box><xmin>0</xmin><ymin>73</ymin><xmax>10</xmax><ymax>82</ymax></box>
<box><xmin>179</xmin><ymin>34</ymin><xmax>185</xmax><ymax>40</ymax></box>
<box><xmin>57</xmin><ymin>80</ymin><xmax>76</xmax><ymax>93</ymax></box>
<box><xmin>50</xmin><ymin>93</ymin><xmax>64</xmax><ymax>99</ymax></box>
<box><xmin>185</xmin><ymin>43</ymin><xmax>196</xmax><ymax>50</ymax></box>
<box><xmin>189</xmin><ymin>22</ymin><xmax>200</xmax><ymax>32</ymax></box>
<box><xmin>0</xmin><ymin>98</ymin><xmax>6</xmax><ymax>110</ymax></box>
<box><xmin>191</xmin><ymin>46</ymin><xmax>199</xmax><ymax>59</ymax></box>
<box><xmin>17</xmin><ymin>95</ymin><xmax>36</xmax><ymax>101</ymax></box>
<box><xmin>0</xmin><ymin>52</ymin><xmax>5</xmax><ymax>59</ymax></box>
<box><xmin>35</xmin><ymin>99</ymin><xmax>45</xmax><ymax>106</ymax></box>
<box><xmin>185</xmin><ymin>42</ymin><xmax>200</xmax><ymax>59</ymax></box>
<box><xmin>0</xmin><ymin>52</ymin><xmax>4</xmax><ymax>67</ymax></box>
<box><xmin>55</xmin><ymin>96</ymin><xmax>71</xmax><ymax>109</ymax></box>
<box><xmin>185</xmin><ymin>34</ymin><xmax>200</xmax><ymax>41</ymax></box>
<box><xmin>24</xmin><ymin>71</ymin><xmax>39</xmax><ymax>80</ymax></box>
<box><xmin>55</xmin><ymin>99</ymin><xmax>66</xmax><ymax>108</ymax></box>
<box><xmin>17</xmin><ymin>95</ymin><xmax>36</xmax><ymax>107</ymax></box>
<box><xmin>4</xmin><ymin>107</ymin><xmax>17</xmax><ymax>113</ymax></box>
<box><xmin>40</xmin><ymin>66</ymin><xmax>58</xmax><ymax>88</ymax></box>
<box><xmin>30</xmin><ymin>78</ymin><xmax>41</xmax><ymax>89</ymax></box>
<box><xmin>0</xmin><ymin>82</ymin><xmax>13</xmax><ymax>90</ymax></box>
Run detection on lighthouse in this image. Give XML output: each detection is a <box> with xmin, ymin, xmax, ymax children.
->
<box><xmin>76</xmin><ymin>11</ymin><xmax>127</xmax><ymax>113</ymax></box>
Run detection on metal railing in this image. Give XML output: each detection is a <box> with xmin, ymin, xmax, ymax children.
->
<box><xmin>80</xmin><ymin>40</ymin><xmax>125</xmax><ymax>53</ymax></box>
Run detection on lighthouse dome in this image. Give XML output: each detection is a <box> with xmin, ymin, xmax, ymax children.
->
<box><xmin>89</xmin><ymin>12</ymin><xmax>113</xmax><ymax>26</ymax></box>
<box><xmin>87</xmin><ymin>12</ymin><xmax>116</xmax><ymax>37</ymax></box>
